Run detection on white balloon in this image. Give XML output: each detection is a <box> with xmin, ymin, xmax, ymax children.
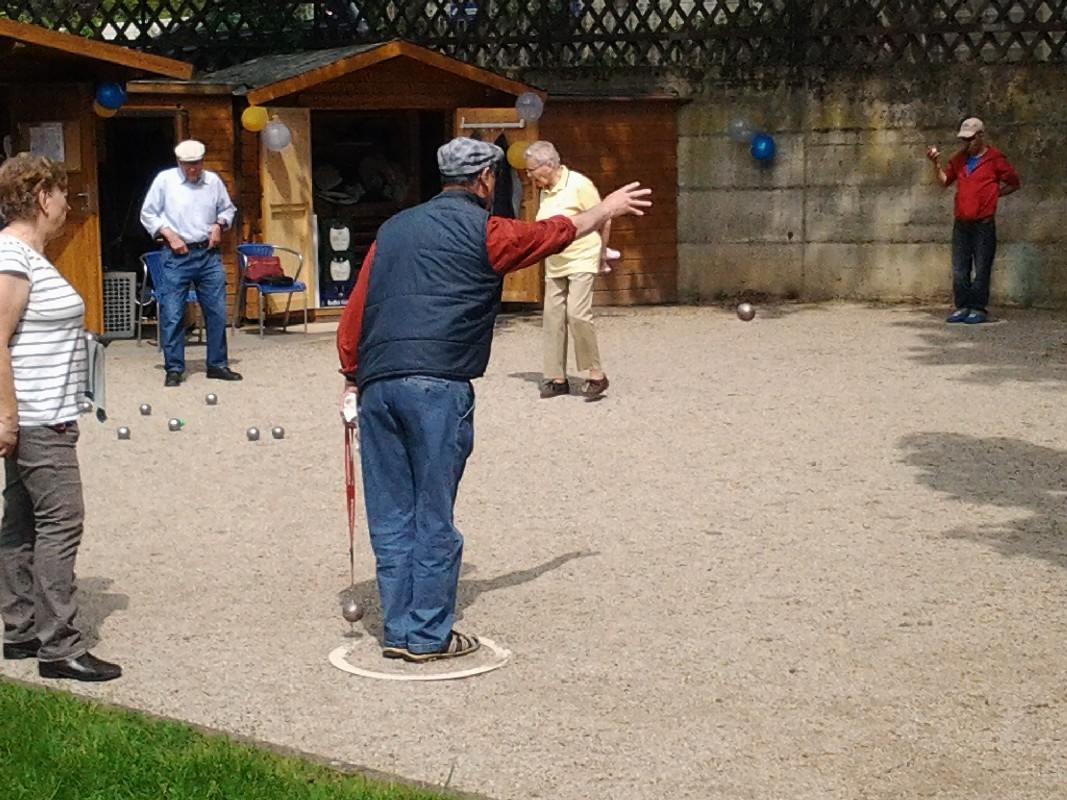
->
<box><xmin>515</xmin><ymin>92</ymin><xmax>544</xmax><ymax>122</ymax></box>
<box><xmin>262</xmin><ymin>121</ymin><xmax>291</xmax><ymax>151</ymax></box>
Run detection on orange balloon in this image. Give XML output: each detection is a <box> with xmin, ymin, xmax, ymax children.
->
<box><xmin>92</xmin><ymin>100</ymin><xmax>117</xmax><ymax>118</ymax></box>
<box><xmin>241</xmin><ymin>105</ymin><xmax>268</xmax><ymax>132</ymax></box>
<box><xmin>506</xmin><ymin>140</ymin><xmax>530</xmax><ymax>170</ymax></box>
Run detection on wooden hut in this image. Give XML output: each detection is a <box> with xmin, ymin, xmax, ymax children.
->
<box><xmin>126</xmin><ymin>40</ymin><xmax>552</xmax><ymax>323</ymax></box>
<box><xmin>0</xmin><ymin>18</ymin><xmax>192</xmax><ymax>333</ymax></box>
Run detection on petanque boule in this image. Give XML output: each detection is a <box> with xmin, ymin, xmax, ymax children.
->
<box><xmin>77</xmin><ymin>400</ymin><xmax>93</xmax><ymax>413</ymax></box>
<box><xmin>271</xmin><ymin>426</ymin><xmax>285</xmax><ymax>440</ymax></box>
<box><xmin>139</xmin><ymin>403</ymin><xmax>152</xmax><ymax>416</ymax></box>
<box><xmin>246</xmin><ymin>427</ymin><xmax>260</xmax><ymax>441</ymax></box>
<box><xmin>341</xmin><ymin>598</ymin><xmax>364</xmax><ymax>623</ymax></box>
<box><xmin>117</xmin><ymin>427</ymin><xmax>131</xmax><ymax>440</ymax></box>
<box><xmin>205</xmin><ymin>393</ymin><xmax>217</xmax><ymax>406</ymax></box>
<box><xmin>168</xmin><ymin>418</ymin><xmax>183</xmax><ymax>432</ymax></box>
<box><xmin>737</xmin><ymin>302</ymin><xmax>756</xmax><ymax>321</ymax></box>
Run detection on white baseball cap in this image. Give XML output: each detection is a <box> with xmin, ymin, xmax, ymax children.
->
<box><xmin>174</xmin><ymin>139</ymin><xmax>206</xmax><ymax>162</ymax></box>
<box><xmin>957</xmin><ymin>118</ymin><xmax>984</xmax><ymax>139</ymax></box>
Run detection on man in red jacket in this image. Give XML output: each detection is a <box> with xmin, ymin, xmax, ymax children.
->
<box><xmin>926</xmin><ymin>117</ymin><xmax>1020</xmax><ymax>324</ymax></box>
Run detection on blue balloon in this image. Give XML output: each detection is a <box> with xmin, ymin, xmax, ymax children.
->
<box><xmin>95</xmin><ymin>82</ymin><xmax>126</xmax><ymax>111</ymax></box>
<box><xmin>750</xmin><ymin>133</ymin><xmax>776</xmax><ymax>162</ymax></box>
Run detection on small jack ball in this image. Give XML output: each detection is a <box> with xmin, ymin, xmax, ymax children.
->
<box><xmin>168</xmin><ymin>418</ymin><xmax>182</xmax><ymax>432</ymax></box>
<box><xmin>205</xmin><ymin>394</ymin><xmax>218</xmax><ymax>406</ymax></box>
<box><xmin>736</xmin><ymin>302</ymin><xmax>756</xmax><ymax>322</ymax></box>
<box><xmin>139</xmin><ymin>403</ymin><xmax>152</xmax><ymax>416</ymax></box>
<box><xmin>341</xmin><ymin>599</ymin><xmax>364</xmax><ymax>623</ymax></box>
<box><xmin>271</xmin><ymin>426</ymin><xmax>285</xmax><ymax>440</ymax></box>
<box><xmin>246</xmin><ymin>427</ymin><xmax>260</xmax><ymax>441</ymax></box>
<box><xmin>117</xmin><ymin>427</ymin><xmax>131</xmax><ymax>440</ymax></box>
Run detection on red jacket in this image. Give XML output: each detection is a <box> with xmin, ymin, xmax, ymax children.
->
<box><xmin>944</xmin><ymin>146</ymin><xmax>1019</xmax><ymax>222</ymax></box>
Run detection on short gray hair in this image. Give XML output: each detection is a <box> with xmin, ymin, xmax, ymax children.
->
<box><xmin>523</xmin><ymin>140</ymin><xmax>560</xmax><ymax>168</ymax></box>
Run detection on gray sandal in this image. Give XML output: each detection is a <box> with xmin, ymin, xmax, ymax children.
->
<box><xmin>402</xmin><ymin>631</ymin><xmax>480</xmax><ymax>663</ymax></box>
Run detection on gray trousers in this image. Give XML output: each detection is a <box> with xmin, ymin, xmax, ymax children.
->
<box><xmin>0</xmin><ymin>424</ymin><xmax>85</xmax><ymax>661</ymax></box>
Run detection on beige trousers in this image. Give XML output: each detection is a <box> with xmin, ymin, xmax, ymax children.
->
<box><xmin>542</xmin><ymin>272</ymin><xmax>602</xmax><ymax>379</ymax></box>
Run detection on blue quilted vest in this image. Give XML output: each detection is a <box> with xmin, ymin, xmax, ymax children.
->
<box><xmin>355</xmin><ymin>190</ymin><xmax>503</xmax><ymax>389</ymax></box>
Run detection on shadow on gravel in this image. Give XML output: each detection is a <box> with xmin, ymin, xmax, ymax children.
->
<box><xmin>891</xmin><ymin>309</ymin><xmax>1067</xmax><ymax>385</ymax></box>
<box><xmin>900</xmin><ymin>431</ymin><xmax>1067</xmax><ymax>569</ymax></box>
<box><xmin>339</xmin><ymin>550</ymin><xmax>596</xmax><ymax>641</ymax></box>
<box><xmin>75</xmin><ymin>576</ymin><xmax>130</xmax><ymax>648</ymax></box>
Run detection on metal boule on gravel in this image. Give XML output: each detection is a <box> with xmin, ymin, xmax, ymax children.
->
<box><xmin>205</xmin><ymin>393</ymin><xmax>218</xmax><ymax>406</ymax></box>
<box><xmin>246</xmin><ymin>427</ymin><xmax>260</xmax><ymax>442</ymax></box>
<box><xmin>736</xmin><ymin>302</ymin><xmax>756</xmax><ymax>322</ymax></box>
<box><xmin>271</xmin><ymin>426</ymin><xmax>285</xmax><ymax>440</ymax></box>
<box><xmin>77</xmin><ymin>400</ymin><xmax>93</xmax><ymax>413</ymax></box>
<box><xmin>341</xmin><ymin>598</ymin><xmax>364</xmax><ymax>623</ymax></box>
<box><xmin>168</xmin><ymin>418</ymin><xmax>183</xmax><ymax>432</ymax></box>
<box><xmin>117</xmin><ymin>427</ymin><xmax>131</xmax><ymax>440</ymax></box>
<box><xmin>139</xmin><ymin>403</ymin><xmax>152</xmax><ymax>416</ymax></box>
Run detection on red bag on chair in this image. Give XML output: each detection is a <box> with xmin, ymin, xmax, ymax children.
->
<box><xmin>244</xmin><ymin>255</ymin><xmax>293</xmax><ymax>285</ymax></box>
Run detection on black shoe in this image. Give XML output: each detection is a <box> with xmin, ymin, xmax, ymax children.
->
<box><xmin>3</xmin><ymin>638</ymin><xmax>40</xmax><ymax>660</ymax></box>
<box><xmin>38</xmin><ymin>652</ymin><xmax>122</xmax><ymax>682</ymax></box>
<box><xmin>164</xmin><ymin>371</ymin><xmax>182</xmax><ymax>387</ymax></box>
<box><xmin>206</xmin><ymin>367</ymin><xmax>242</xmax><ymax>381</ymax></box>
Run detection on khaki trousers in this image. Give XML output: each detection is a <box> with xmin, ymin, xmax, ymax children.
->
<box><xmin>542</xmin><ymin>272</ymin><xmax>602</xmax><ymax>379</ymax></box>
<box><xmin>0</xmin><ymin>424</ymin><xmax>86</xmax><ymax>661</ymax></box>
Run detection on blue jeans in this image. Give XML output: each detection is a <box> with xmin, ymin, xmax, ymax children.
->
<box><xmin>951</xmin><ymin>219</ymin><xmax>997</xmax><ymax>312</ymax></box>
<box><xmin>358</xmin><ymin>376</ymin><xmax>475</xmax><ymax>654</ymax></box>
<box><xmin>159</xmin><ymin>248</ymin><xmax>230</xmax><ymax>373</ymax></box>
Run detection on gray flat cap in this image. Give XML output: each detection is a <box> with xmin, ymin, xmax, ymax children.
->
<box><xmin>437</xmin><ymin>137</ymin><xmax>503</xmax><ymax>178</ymax></box>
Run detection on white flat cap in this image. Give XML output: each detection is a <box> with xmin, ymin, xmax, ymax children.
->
<box><xmin>174</xmin><ymin>139</ymin><xmax>206</xmax><ymax>162</ymax></box>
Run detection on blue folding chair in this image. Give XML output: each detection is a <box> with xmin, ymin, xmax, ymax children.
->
<box><xmin>233</xmin><ymin>243</ymin><xmax>308</xmax><ymax>338</ymax></box>
<box><xmin>136</xmin><ymin>250</ymin><xmax>201</xmax><ymax>347</ymax></box>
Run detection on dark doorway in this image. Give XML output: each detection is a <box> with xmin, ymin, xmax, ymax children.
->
<box><xmin>98</xmin><ymin>115</ymin><xmax>176</xmax><ymax>275</ymax></box>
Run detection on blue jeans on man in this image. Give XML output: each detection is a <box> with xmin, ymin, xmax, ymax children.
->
<box><xmin>357</xmin><ymin>376</ymin><xmax>475</xmax><ymax>655</ymax></box>
<box><xmin>951</xmin><ymin>218</ymin><xmax>997</xmax><ymax>313</ymax></box>
<box><xmin>159</xmin><ymin>247</ymin><xmax>230</xmax><ymax>374</ymax></box>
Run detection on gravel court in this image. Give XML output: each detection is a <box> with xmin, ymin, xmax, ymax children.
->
<box><xmin>1</xmin><ymin>303</ymin><xmax>1065</xmax><ymax>800</ymax></box>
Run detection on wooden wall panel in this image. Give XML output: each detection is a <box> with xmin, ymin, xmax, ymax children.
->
<box><xmin>540</xmin><ymin>100</ymin><xmax>679</xmax><ymax>306</ymax></box>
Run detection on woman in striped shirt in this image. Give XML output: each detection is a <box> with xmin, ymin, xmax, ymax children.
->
<box><xmin>0</xmin><ymin>153</ymin><xmax>121</xmax><ymax>682</ymax></box>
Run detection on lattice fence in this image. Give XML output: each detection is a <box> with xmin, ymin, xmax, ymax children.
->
<box><xmin>3</xmin><ymin>1</ymin><xmax>1067</xmax><ymax>73</ymax></box>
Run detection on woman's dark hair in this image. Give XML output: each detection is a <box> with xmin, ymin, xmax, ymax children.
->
<box><xmin>0</xmin><ymin>152</ymin><xmax>68</xmax><ymax>224</ymax></box>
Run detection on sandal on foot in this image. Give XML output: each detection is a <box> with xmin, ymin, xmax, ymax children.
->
<box><xmin>539</xmin><ymin>380</ymin><xmax>569</xmax><ymax>399</ymax></box>
<box><xmin>382</xmin><ymin>646</ymin><xmax>408</xmax><ymax>660</ymax></box>
<box><xmin>580</xmin><ymin>376</ymin><xmax>609</xmax><ymax>399</ymax></box>
<box><xmin>402</xmin><ymin>631</ymin><xmax>480</xmax><ymax>663</ymax></box>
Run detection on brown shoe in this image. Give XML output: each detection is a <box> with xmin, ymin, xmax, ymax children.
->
<box><xmin>580</xmin><ymin>376</ymin><xmax>609</xmax><ymax>399</ymax></box>
<box><xmin>539</xmin><ymin>380</ymin><xmax>569</xmax><ymax>399</ymax></box>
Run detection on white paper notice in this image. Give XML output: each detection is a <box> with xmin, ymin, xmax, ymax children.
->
<box><xmin>29</xmin><ymin>122</ymin><xmax>64</xmax><ymax>162</ymax></box>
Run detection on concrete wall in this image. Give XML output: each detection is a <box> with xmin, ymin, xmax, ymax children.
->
<box><xmin>678</xmin><ymin>65</ymin><xmax>1067</xmax><ymax>308</ymax></box>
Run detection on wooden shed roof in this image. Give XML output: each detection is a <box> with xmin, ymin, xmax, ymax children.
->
<box><xmin>0</xmin><ymin>17</ymin><xmax>192</xmax><ymax>83</ymax></box>
<box><xmin>130</xmin><ymin>39</ymin><xmax>541</xmax><ymax>105</ymax></box>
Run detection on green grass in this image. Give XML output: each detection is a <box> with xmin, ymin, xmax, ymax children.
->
<box><xmin>0</xmin><ymin>680</ymin><xmax>451</xmax><ymax>800</ymax></box>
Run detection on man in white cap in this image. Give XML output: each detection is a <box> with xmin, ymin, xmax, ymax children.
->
<box><xmin>925</xmin><ymin>117</ymin><xmax>1020</xmax><ymax>324</ymax></box>
<box><xmin>336</xmin><ymin>136</ymin><xmax>651</xmax><ymax>664</ymax></box>
<box><xmin>140</xmin><ymin>139</ymin><xmax>240</xmax><ymax>386</ymax></box>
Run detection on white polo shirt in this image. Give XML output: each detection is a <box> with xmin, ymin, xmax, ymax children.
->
<box><xmin>534</xmin><ymin>166</ymin><xmax>602</xmax><ymax>278</ymax></box>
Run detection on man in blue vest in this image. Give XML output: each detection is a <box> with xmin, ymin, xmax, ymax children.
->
<box><xmin>337</xmin><ymin>137</ymin><xmax>650</xmax><ymax>662</ymax></box>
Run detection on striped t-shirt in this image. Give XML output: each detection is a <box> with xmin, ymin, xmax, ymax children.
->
<box><xmin>0</xmin><ymin>233</ymin><xmax>86</xmax><ymax>426</ymax></box>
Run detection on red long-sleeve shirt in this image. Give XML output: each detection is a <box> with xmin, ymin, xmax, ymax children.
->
<box><xmin>944</xmin><ymin>146</ymin><xmax>1020</xmax><ymax>222</ymax></box>
<box><xmin>337</xmin><ymin>213</ymin><xmax>577</xmax><ymax>378</ymax></box>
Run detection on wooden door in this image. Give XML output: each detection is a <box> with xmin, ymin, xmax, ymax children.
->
<box><xmin>260</xmin><ymin>107</ymin><xmax>316</xmax><ymax>313</ymax></box>
<box><xmin>12</xmin><ymin>85</ymin><xmax>103</xmax><ymax>332</ymax></box>
<box><xmin>453</xmin><ymin>107</ymin><xmax>541</xmax><ymax>304</ymax></box>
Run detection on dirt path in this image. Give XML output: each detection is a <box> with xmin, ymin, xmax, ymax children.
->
<box><xmin>3</xmin><ymin>303</ymin><xmax>1065</xmax><ymax>800</ymax></box>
